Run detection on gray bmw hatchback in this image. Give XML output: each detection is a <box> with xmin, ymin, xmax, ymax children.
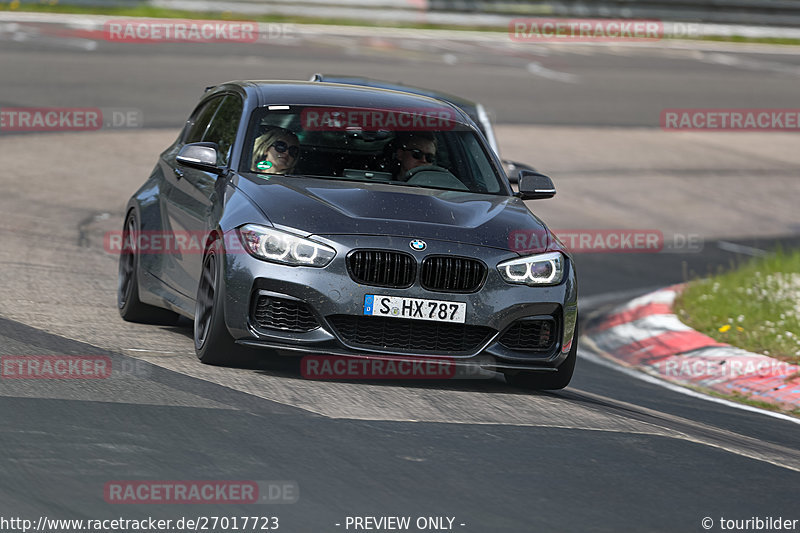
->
<box><xmin>117</xmin><ymin>81</ymin><xmax>578</xmax><ymax>389</ymax></box>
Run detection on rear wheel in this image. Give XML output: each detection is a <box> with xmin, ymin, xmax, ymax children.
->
<box><xmin>117</xmin><ymin>211</ymin><xmax>180</xmax><ymax>325</ymax></box>
<box><xmin>194</xmin><ymin>238</ymin><xmax>241</xmax><ymax>366</ymax></box>
<box><xmin>505</xmin><ymin>320</ymin><xmax>578</xmax><ymax>390</ymax></box>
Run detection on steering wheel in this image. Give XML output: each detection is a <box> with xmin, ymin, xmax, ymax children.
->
<box><xmin>402</xmin><ymin>164</ymin><xmax>450</xmax><ymax>182</ymax></box>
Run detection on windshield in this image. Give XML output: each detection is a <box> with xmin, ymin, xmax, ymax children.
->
<box><xmin>239</xmin><ymin>105</ymin><xmax>507</xmax><ymax>194</ymax></box>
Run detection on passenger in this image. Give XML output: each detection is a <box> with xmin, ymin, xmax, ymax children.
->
<box><xmin>393</xmin><ymin>132</ymin><xmax>437</xmax><ymax>181</ymax></box>
<box><xmin>252</xmin><ymin>127</ymin><xmax>300</xmax><ymax>174</ymax></box>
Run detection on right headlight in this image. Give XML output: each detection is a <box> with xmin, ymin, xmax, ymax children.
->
<box><xmin>497</xmin><ymin>251</ymin><xmax>565</xmax><ymax>286</ymax></box>
<box><xmin>237</xmin><ymin>224</ymin><xmax>335</xmax><ymax>267</ymax></box>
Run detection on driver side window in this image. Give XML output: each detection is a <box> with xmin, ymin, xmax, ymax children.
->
<box><xmin>203</xmin><ymin>95</ymin><xmax>243</xmax><ymax>166</ymax></box>
<box><xmin>182</xmin><ymin>95</ymin><xmax>243</xmax><ymax>166</ymax></box>
<box><xmin>184</xmin><ymin>97</ymin><xmax>223</xmax><ymax>145</ymax></box>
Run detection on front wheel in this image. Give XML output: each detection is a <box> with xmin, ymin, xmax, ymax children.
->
<box><xmin>505</xmin><ymin>320</ymin><xmax>578</xmax><ymax>390</ymax></box>
<box><xmin>194</xmin><ymin>238</ymin><xmax>241</xmax><ymax>366</ymax></box>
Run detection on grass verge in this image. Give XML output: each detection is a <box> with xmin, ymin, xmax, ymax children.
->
<box><xmin>0</xmin><ymin>3</ymin><xmax>505</xmax><ymax>32</ymax></box>
<box><xmin>674</xmin><ymin>248</ymin><xmax>800</xmax><ymax>365</ymax></box>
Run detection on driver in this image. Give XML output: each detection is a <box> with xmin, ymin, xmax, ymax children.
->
<box><xmin>394</xmin><ymin>132</ymin><xmax>437</xmax><ymax>181</ymax></box>
<box><xmin>252</xmin><ymin>126</ymin><xmax>300</xmax><ymax>175</ymax></box>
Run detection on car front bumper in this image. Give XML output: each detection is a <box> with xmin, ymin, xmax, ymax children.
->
<box><xmin>222</xmin><ymin>234</ymin><xmax>578</xmax><ymax>371</ymax></box>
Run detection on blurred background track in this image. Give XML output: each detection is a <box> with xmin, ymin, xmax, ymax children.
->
<box><xmin>9</xmin><ymin>0</ymin><xmax>800</xmax><ymax>30</ymax></box>
<box><xmin>1</xmin><ymin>14</ymin><xmax>799</xmax><ymax>531</ymax></box>
<box><xmin>2</xmin><ymin>16</ymin><xmax>800</xmax><ymax>128</ymax></box>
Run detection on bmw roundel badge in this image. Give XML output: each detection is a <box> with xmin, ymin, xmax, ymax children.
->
<box><xmin>409</xmin><ymin>239</ymin><xmax>427</xmax><ymax>251</ymax></box>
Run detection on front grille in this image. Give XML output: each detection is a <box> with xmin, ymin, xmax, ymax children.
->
<box><xmin>252</xmin><ymin>295</ymin><xmax>319</xmax><ymax>332</ymax></box>
<box><xmin>498</xmin><ymin>319</ymin><xmax>556</xmax><ymax>352</ymax></box>
<box><xmin>420</xmin><ymin>256</ymin><xmax>486</xmax><ymax>293</ymax></box>
<box><xmin>347</xmin><ymin>250</ymin><xmax>416</xmax><ymax>288</ymax></box>
<box><xmin>327</xmin><ymin>315</ymin><xmax>494</xmax><ymax>354</ymax></box>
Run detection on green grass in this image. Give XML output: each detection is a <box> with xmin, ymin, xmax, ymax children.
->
<box><xmin>3</xmin><ymin>1</ymin><xmax>800</xmax><ymax>45</ymax></box>
<box><xmin>674</xmin><ymin>248</ymin><xmax>800</xmax><ymax>364</ymax></box>
<box><xmin>697</xmin><ymin>34</ymin><xmax>800</xmax><ymax>46</ymax></box>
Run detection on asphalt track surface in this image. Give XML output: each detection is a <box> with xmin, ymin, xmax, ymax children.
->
<box><xmin>1</xmin><ymin>17</ymin><xmax>800</xmax><ymax>532</ymax></box>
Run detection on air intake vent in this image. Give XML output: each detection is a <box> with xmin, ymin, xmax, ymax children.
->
<box><xmin>252</xmin><ymin>295</ymin><xmax>319</xmax><ymax>332</ymax></box>
<box><xmin>498</xmin><ymin>318</ymin><xmax>556</xmax><ymax>352</ymax></box>
<box><xmin>327</xmin><ymin>315</ymin><xmax>494</xmax><ymax>354</ymax></box>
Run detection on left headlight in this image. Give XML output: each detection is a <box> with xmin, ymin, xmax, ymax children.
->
<box><xmin>237</xmin><ymin>224</ymin><xmax>336</xmax><ymax>267</ymax></box>
<box><xmin>497</xmin><ymin>251</ymin><xmax>565</xmax><ymax>286</ymax></box>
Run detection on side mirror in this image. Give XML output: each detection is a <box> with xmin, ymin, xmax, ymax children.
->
<box><xmin>176</xmin><ymin>142</ymin><xmax>224</xmax><ymax>175</ymax></box>
<box><xmin>516</xmin><ymin>170</ymin><xmax>556</xmax><ymax>200</ymax></box>
<box><xmin>503</xmin><ymin>159</ymin><xmax>536</xmax><ymax>184</ymax></box>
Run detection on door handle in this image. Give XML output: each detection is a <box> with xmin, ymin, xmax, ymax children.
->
<box><xmin>173</xmin><ymin>168</ymin><xmax>184</xmax><ymax>180</ymax></box>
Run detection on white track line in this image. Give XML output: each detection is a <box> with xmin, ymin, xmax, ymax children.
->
<box><xmin>526</xmin><ymin>61</ymin><xmax>579</xmax><ymax>83</ymax></box>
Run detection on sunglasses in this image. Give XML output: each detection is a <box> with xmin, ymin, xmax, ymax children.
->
<box><xmin>271</xmin><ymin>140</ymin><xmax>300</xmax><ymax>158</ymax></box>
<box><xmin>401</xmin><ymin>147</ymin><xmax>435</xmax><ymax>164</ymax></box>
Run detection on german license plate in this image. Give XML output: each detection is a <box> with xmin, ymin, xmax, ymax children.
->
<box><xmin>363</xmin><ymin>295</ymin><xmax>466</xmax><ymax>324</ymax></box>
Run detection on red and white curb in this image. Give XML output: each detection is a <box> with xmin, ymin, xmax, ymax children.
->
<box><xmin>584</xmin><ymin>285</ymin><xmax>800</xmax><ymax>412</ymax></box>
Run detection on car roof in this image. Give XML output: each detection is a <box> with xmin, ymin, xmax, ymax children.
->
<box><xmin>308</xmin><ymin>74</ymin><xmax>496</xmax><ymax>151</ymax></box>
<box><xmin>207</xmin><ymin>80</ymin><xmax>474</xmax><ymax>126</ymax></box>
<box><xmin>309</xmin><ymin>74</ymin><xmax>478</xmax><ymax>113</ymax></box>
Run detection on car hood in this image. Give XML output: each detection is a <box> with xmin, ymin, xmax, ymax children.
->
<box><xmin>235</xmin><ymin>175</ymin><xmax>554</xmax><ymax>252</ymax></box>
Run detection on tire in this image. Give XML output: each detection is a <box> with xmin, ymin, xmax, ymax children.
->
<box><xmin>117</xmin><ymin>211</ymin><xmax>180</xmax><ymax>325</ymax></box>
<box><xmin>194</xmin><ymin>238</ymin><xmax>241</xmax><ymax>366</ymax></box>
<box><xmin>505</xmin><ymin>319</ymin><xmax>578</xmax><ymax>390</ymax></box>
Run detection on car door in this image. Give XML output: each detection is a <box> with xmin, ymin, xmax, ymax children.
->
<box><xmin>158</xmin><ymin>95</ymin><xmax>223</xmax><ymax>297</ymax></box>
<box><xmin>164</xmin><ymin>93</ymin><xmax>243</xmax><ymax>299</ymax></box>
